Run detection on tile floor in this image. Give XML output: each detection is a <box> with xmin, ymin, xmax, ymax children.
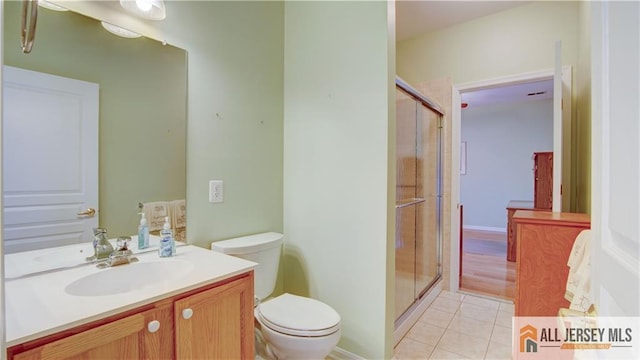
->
<box><xmin>394</xmin><ymin>290</ymin><xmax>514</xmax><ymax>359</ymax></box>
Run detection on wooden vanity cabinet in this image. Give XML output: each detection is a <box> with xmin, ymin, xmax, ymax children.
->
<box><xmin>513</xmin><ymin>211</ymin><xmax>590</xmax><ymax>317</ymax></box>
<box><xmin>11</xmin><ymin>303</ymin><xmax>174</xmax><ymax>360</ymax></box>
<box><xmin>7</xmin><ymin>272</ymin><xmax>254</xmax><ymax>360</ymax></box>
<box><xmin>175</xmin><ymin>272</ymin><xmax>254</xmax><ymax>359</ymax></box>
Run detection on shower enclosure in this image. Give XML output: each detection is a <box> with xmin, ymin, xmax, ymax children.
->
<box><xmin>395</xmin><ymin>78</ymin><xmax>443</xmax><ymax>322</ymax></box>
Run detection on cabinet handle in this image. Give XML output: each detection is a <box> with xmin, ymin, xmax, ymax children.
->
<box><xmin>182</xmin><ymin>308</ymin><xmax>193</xmax><ymax>320</ymax></box>
<box><xmin>147</xmin><ymin>320</ymin><xmax>161</xmax><ymax>333</ymax></box>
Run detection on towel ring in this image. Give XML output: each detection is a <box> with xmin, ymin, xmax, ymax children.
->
<box><xmin>20</xmin><ymin>0</ymin><xmax>39</xmax><ymax>54</ymax></box>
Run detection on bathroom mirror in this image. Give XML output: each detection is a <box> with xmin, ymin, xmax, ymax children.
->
<box><xmin>2</xmin><ymin>3</ymin><xmax>187</xmax><ymax>255</ymax></box>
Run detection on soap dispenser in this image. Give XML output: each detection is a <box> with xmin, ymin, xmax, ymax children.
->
<box><xmin>159</xmin><ymin>216</ymin><xmax>175</xmax><ymax>257</ymax></box>
<box><xmin>138</xmin><ymin>213</ymin><xmax>149</xmax><ymax>249</ymax></box>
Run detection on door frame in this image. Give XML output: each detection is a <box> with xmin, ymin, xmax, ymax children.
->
<box><xmin>450</xmin><ymin>67</ymin><xmax>573</xmax><ymax>291</ymax></box>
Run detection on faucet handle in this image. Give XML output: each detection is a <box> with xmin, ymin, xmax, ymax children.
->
<box><xmin>103</xmin><ymin>249</ymin><xmax>136</xmax><ymax>267</ymax></box>
<box><xmin>116</xmin><ymin>236</ymin><xmax>131</xmax><ymax>251</ymax></box>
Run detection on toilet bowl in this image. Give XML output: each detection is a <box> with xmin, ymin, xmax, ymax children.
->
<box><xmin>257</xmin><ymin>293</ymin><xmax>340</xmax><ymax>359</ymax></box>
<box><xmin>211</xmin><ymin>232</ymin><xmax>341</xmax><ymax>360</ymax></box>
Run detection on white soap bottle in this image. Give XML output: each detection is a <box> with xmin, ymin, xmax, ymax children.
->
<box><xmin>159</xmin><ymin>216</ymin><xmax>175</xmax><ymax>257</ymax></box>
<box><xmin>138</xmin><ymin>213</ymin><xmax>150</xmax><ymax>249</ymax></box>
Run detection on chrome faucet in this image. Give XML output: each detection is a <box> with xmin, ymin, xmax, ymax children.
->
<box><xmin>96</xmin><ymin>236</ymin><xmax>138</xmax><ymax>268</ymax></box>
<box><xmin>92</xmin><ymin>228</ymin><xmax>114</xmax><ymax>260</ymax></box>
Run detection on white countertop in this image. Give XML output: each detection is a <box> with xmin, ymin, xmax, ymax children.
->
<box><xmin>5</xmin><ymin>244</ymin><xmax>256</xmax><ymax>347</ymax></box>
<box><xmin>5</xmin><ymin>235</ymin><xmax>167</xmax><ymax>279</ymax></box>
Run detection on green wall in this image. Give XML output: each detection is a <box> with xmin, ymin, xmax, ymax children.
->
<box><xmin>283</xmin><ymin>1</ymin><xmax>394</xmax><ymax>357</ymax></box>
<box><xmin>576</xmin><ymin>0</ymin><xmax>591</xmax><ymax>213</ymax></box>
<box><xmin>3</xmin><ymin>3</ymin><xmax>187</xmax><ymax>236</ymax></box>
<box><xmin>397</xmin><ymin>1</ymin><xmax>579</xmax><ymax>85</ymax></box>
<box><xmin>159</xmin><ymin>1</ymin><xmax>285</xmax><ymax>251</ymax></box>
<box><xmin>397</xmin><ymin>0</ymin><xmax>592</xmax><ymax>214</ymax></box>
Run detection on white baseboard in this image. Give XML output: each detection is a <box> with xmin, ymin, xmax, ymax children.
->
<box><xmin>328</xmin><ymin>346</ymin><xmax>365</xmax><ymax>360</ymax></box>
<box><xmin>463</xmin><ymin>225</ymin><xmax>507</xmax><ymax>233</ymax></box>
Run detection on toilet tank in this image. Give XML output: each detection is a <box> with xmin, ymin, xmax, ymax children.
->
<box><xmin>211</xmin><ymin>232</ymin><xmax>283</xmax><ymax>300</ymax></box>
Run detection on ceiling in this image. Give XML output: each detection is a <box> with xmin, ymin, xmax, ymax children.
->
<box><xmin>396</xmin><ymin>0</ymin><xmax>530</xmax><ymax>42</ymax></box>
<box><xmin>396</xmin><ymin>0</ymin><xmax>546</xmax><ymax>108</ymax></box>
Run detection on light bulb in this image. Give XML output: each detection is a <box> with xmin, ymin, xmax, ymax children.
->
<box><xmin>135</xmin><ymin>0</ymin><xmax>153</xmax><ymax>12</ymax></box>
<box><xmin>120</xmin><ymin>0</ymin><xmax>166</xmax><ymax>20</ymax></box>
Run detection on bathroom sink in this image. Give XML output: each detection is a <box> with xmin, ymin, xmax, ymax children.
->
<box><xmin>65</xmin><ymin>260</ymin><xmax>195</xmax><ymax>296</ymax></box>
<box><xmin>33</xmin><ymin>244</ymin><xmax>95</xmax><ymax>267</ymax></box>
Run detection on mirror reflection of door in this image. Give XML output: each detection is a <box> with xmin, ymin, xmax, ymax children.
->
<box><xmin>3</xmin><ymin>66</ymin><xmax>98</xmax><ymax>253</ymax></box>
<box><xmin>2</xmin><ymin>2</ymin><xmax>187</xmax><ymax>252</ymax></box>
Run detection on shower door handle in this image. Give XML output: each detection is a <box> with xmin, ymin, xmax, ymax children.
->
<box><xmin>395</xmin><ymin>198</ymin><xmax>425</xmax><ymax>209</ymax></box>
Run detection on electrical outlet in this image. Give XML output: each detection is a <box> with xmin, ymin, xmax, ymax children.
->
<box><xmin>209</xmin><ymin>180</ymin><xmax>224</xmax><ymax>203</ymax></box>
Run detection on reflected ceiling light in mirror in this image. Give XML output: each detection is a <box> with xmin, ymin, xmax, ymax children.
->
<box><xmin>120</xmin><ymin>0</ymin><xmax>166</xmax><ymax>20</ymax></box>
<box><xmin>39</xmin><ymin>0</ymin><xmax>68</xmax><ymax>11</ymax></box>
<box><xmin>101</xmin><ymin>22</ymin><xmax>142</xmax><ymax>39</ymax></box>
<box><xmin>136</xmin><ymin>0</ymin><xmax>153</xmax><ymax>12</ymax></box>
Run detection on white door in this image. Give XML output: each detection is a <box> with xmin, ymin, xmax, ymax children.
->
<box><xmin>552</xmin><ymin>41</ymin><xmax>563</xmax><ymax>212</ymax></box>
<box><xmin>2</xmin><ymin>66</ymin><xmax>99</xmax><ymax>253</ymax></box>
<box><xmin>591</xmin><ymin>0</ymin><xmax>639</xmax><ymax>324</ymax></box>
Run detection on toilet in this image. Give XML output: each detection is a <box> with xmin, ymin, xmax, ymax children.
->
<box><xmin>211</xmin><ymin>232</ymin><xmax>341</xmax><ymax>360</ymax></box>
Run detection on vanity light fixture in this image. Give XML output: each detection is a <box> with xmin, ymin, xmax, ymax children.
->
<box><xmin>38</xmin><ymin>0</ymin><xmax>68</xmax><ymax>11</ymax></box>
<box><xmin>101</xmin><ymin>22</ymin><xmax>142</xmax><ymax>39</ymax></box>
<box><xmin>119</xmin><ymin>0</ymin><xmax>166</xmax><ymax>20</ymax></box>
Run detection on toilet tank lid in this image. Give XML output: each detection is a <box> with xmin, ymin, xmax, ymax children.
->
<box><xmin>211</xmin><ymin>232</ymin><xmax>283</xmax><ymax>254</ymax></box>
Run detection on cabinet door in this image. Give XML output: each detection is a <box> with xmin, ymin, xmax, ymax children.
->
<box><xmin>140</xmin><ymin>302</ymin><xmax>175</xmax><ymax>359</ymax></box>
<box><xmin>175</xmin><ymin>275</ymin><xmax>254</xmax><ymax>359</ymax></box>
<box><xmin>12</xmin><ymin>305</ymin><xmax>173</xmax><ymax>360</ymax></box>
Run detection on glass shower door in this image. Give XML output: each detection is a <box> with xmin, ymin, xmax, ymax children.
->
<box><xmin>395</xmin><ymin>88</ymin><xmax>418</xmax><ymax>319</ymax></box>
<box><xmin>395</xmin><ymin>81</ymin><xmax>443</xmax><ymax>321</ymax></box>
<box><xmin>414</xmin><ymin>104</ymin><xmax>441</xmax><ymax>298</ymax></box>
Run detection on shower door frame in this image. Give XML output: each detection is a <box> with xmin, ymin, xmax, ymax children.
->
<box><xmin>395</xmin><ymin>77</ymin><xmax>445</xmax><ymax>322</ymax></box>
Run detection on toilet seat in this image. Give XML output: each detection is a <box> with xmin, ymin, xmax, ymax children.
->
<box><xmin>258</xmin><ymin>293</ymin><xmax>341</xmax><ymax>337</ymax></box>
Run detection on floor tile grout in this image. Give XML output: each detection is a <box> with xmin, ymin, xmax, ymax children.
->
<box><xmin>395</xmin><ymin>290</ymin><xmax>514</xmax><ymax>360</ymax></box>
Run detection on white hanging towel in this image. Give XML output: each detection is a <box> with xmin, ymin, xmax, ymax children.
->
<box><xmin>170</xmin><ymin>199</ymin><xmax>186</xmax><ymax>241</ymax></box>
<box><xmin>142</xmin><ymin>201</ymin><xmax>170</xmax><ymax>232</ymax></box>
<box><xmin>565</xmin><ymin>229</ymin><xmax>593</xmax><ymax>312</ymax></box>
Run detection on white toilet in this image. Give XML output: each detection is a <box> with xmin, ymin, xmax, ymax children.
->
<box><xmin>211</xmin><ymin>232</ymin><xmax>341</xmax><ymax>360</ymax></box>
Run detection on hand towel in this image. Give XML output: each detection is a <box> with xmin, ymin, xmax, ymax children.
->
<box><xmin>170</xmin><ymin>199</ymin><xmax>186</xmax><ymax>241</ymax></box>
<box><xmin>565</xmin><ymin>229</ymin><xmax>593</xmax><ymax>312</ymax></box>
<box><xmin>142</xmin><ymin>201</ymin><xmax>170</xmax><ymax>232</ymax></box>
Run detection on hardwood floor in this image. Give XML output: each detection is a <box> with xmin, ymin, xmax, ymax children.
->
<box><xmin>460</xmin><ymin>229</ymin><xmax>516</xmax><ymax>300</ymax></box>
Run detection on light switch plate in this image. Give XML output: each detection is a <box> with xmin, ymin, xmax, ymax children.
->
<box><xmin>209</xmin><ymin>180</ymin><xmax>223</xmax><ymax>203</ymax></box>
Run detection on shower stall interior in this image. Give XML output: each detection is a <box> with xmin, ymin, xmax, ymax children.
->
<box><xmin>395</xmin><ymin>78</ymin><xmax>443</xmax><ymax>323</ymax></box>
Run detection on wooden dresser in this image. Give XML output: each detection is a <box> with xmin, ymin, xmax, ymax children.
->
<box><xmin>533</xmin><ymin>152</ymin><xmax>553</xmax><ymax>210</ymax></box>
<box><xmin>514</xmin><ymin>210</ymin><xmax>590</xmax><ymax>317</ymax></box>
<box><xmin>506</xmin><ymin>200</ymin><xmax>535</xmax><ymax>262</ymax></box>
